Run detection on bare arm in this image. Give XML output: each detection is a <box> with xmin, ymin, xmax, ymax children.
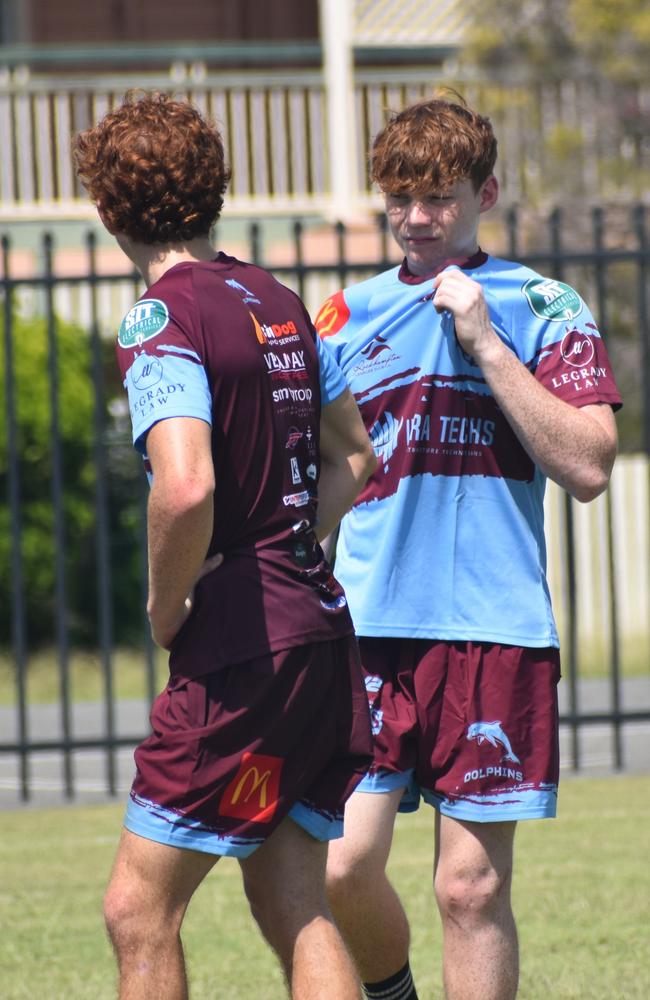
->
<box><xmin>316</xmin><ymin>387</ymin><xmax>377</xmax><ymax>542</ymax></box>
<box><xmin>432</xmin><ymin>268</ymin><xmax>618</xmax><ymax>501</ymax></box>
<box><xmin>145</xmin><ymin>416</ymin><xmax>215</xmax><ymax>648</ymax></box>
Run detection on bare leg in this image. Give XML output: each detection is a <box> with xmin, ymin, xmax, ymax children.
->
<box><xmin>434</xmin><ymin>815</ymin><xmax>518</xmax><ymax>1000</ymax></box>
<box><xmin>103</xmin><ymin>828</ymin><xmax>218</xmax><ymax>1000</ymax></box>
<box><xmin>241</xmin><ymin>817</ymin><xmax>361</xmax><ymax>1000</ymax></box>
<box><xmin>326</xmin><ymin>789</ymin><xmax>410</xmax><ymax>982</ymax></box>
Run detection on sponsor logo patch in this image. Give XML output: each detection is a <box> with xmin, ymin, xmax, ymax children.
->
<box><xmin>285</xmin><ymin>426</ymin><xmax>304</xmax><ymax>448</ymax></box>
<box><xmin>314</xmin><ymin>290</ymin><xmax>350</xmax><ymax>338</ymax></box>
<box><xmin>225</xmin><ymin>278</ymin><xmax>261</xmax><ymax>304</ymax></box>
<box><xmin>130</xmin><ymin>351</ymin><xmax>163</xmax><ymax>390</ymax></box>
<box><xmin>466</xmin><ymin>721</ymin><xmax>521</xmax><ymax>764</ymax></box>
<box><xmin>290</xmin><ymin>456</ymin><xmax>302</xmax><ymax>484</ymax></box>
<box><xmin>118</xmin><ymin>299</ymin><xmax>169</xmax><ymax>347</ymax></box>
<box><xmin>219</xmin><ymin>752</ymin><xmax>283</xmax><ymax>823</ymax></box>
<box><xmin>523</xmin><ymin>278</ymin><xmax>582</xmax><ymax>321</ymax></box>
<box><xmin>283</xmin><ymin>490</ymin><xmax>310</xmax><ymax>507</ymax></box>
<box><xmin>369</xmin><ymin>411</ymin><xmax>403</xmax><ymax>471</ymax></box>
<box><xmin>560</xmin><ymin>328</ymin><xmax>595</xmax><ymax>367</ymax></box>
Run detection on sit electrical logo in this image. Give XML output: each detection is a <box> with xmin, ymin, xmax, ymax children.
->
<box><xmin>118</xmin><ymin>299</ymin><xmax>169</xmax><ymax>347</ymax></box>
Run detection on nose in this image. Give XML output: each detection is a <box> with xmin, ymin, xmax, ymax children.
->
<box><xmin>406</xmin><ymin>200</ymin><xmax>435</xmax><ymax>226</ymax></box>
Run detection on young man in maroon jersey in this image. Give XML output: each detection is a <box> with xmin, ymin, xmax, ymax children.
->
<box><xmin>74</xmin><ymin>92</ymin><xmax>376</xmax><ymax>1000</ymax></box>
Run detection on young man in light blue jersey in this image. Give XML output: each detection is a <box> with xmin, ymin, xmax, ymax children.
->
<box><xmin>315</xmin><ymin>94</ymin><xmax>621</xmax><ymax>1000</ymax></box>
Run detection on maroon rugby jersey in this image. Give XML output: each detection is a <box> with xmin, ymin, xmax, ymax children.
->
<box><xmin>116</xmin><ymin>254</ymin><xmax>353</xmax><ymax>676</ymax></box>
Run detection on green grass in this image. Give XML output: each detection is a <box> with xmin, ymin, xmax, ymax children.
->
<box><xmin>1</xmin><ymin>775</ymin><xmax>648</xmax><ymax>999</ymax></box>
<box><xmin>0</xmin><ymin>647</ymin><xmax>169</xmax><ymax>706</ymax></box>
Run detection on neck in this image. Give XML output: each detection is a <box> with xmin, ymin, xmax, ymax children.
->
<box><xmin>118</xmin><ymin>234</ymin><xmax>217</xmax><ymax>287</ymax></box>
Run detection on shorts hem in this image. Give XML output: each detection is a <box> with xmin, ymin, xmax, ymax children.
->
<box><xmin>124</xmin><ymin>794</ymin><xmax>264</xmax><ymax>858</ymax></box>
<box><xmin>436</xmin><ymin>803</ymin><xmax>557</xmax><ymax>822</ymax></box>
<box><xmin>288</xmin><ymin>800</ymin><xmax>344</xmax><ymax>841</ymax></box>
<box><xmin>424</xmin><ymin>788</ymin><xmax>558</xmax><ymax>823</ymax></box>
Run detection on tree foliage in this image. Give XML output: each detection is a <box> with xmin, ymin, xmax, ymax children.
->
<box><xmin>465</xmin><ymin>0</ymin><xmax>650</xmax><ymax>83</ymax></box>
<box><xmin>0</xmin><ymin>311</ymin><xmax>144</xmax><ymax>648</ymax></box>
<box><xmin>461</xmin><ymin>0</ymin><xmax>650</xmax><ymax>202</ymax></box>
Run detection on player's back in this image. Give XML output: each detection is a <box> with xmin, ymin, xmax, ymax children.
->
<box><xmin>117</xmin><ymin>254</ymin><xmax>352</xmax><ymax>677</ymax></box>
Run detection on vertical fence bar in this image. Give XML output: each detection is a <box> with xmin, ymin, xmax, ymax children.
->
<box><xmin>336</xmin><ymin>221</ymin><xmax>347</xmax><ymax>289</ymax></box>
<box><xmin>593</xmin><ymin>208</ymin><xmax>622</xmax><ymax>767</ymax></box>
<box><xmin>87</xmin><ymin>231</ymin><xmax>116</xmax><ymax>794</ymax></box>
<box><xmin>505</xmin><ymin>205</ymin><xmax>519</xmax><ymax>258</ymax></box>
<box><xmin>139</xmin><ymin>470</ymin><xmax>156</xmax><ymax>708</ymax></box>
<box><xmin>635</xmin><ymin>204</ymin><xmax>650</xmax><ymax>456</ymax></box>
<box><xmin>377</xmin><ymin>211</ymin><xmax>390</xmax><ymax>268</ymax></box>
<box><xmin>44</xmin><ymin>233</ymin><xmax>73</xmax><ymax>796</ymax></box>
<box><xmin>633</xmin><ymin>204</ymin><xmax>650</xmax><ymax>693</ymax></box>
<box><xmin>2</xmin><ymin>235</ymin><xmax>30</xmax><ymax>799</ymax></box>
<box><xmin>249</xmin><ymin>221</ymin><xmax>261</xmax><ymax>266</ymax></box>
<box><xmin>125</xmin><ymin>269</ymin><xmax>157</xmax><ymax>710</ymax></box>
<box><xmin>293</xmin><ymin>220</ymin><xmax>305</xmax><ymax>301</ymax></box>
<box><xmin>592</xmin><ymin>208</ymin><xmax>608</xmax><ymax>331</ymax></box>
<box><xmin>550</xmin><ymin>208</ymin><xmax>580</xmax><ymax>769</ymax></box>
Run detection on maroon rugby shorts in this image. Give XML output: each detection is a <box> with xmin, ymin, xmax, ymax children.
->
<box><xmin>124</xmin><ymin>636</ymin><xmax>373</xmax><ymax>856</ymax></box>
<box><xmin>356</xmin><ymin>637</ymin><xmax>561</xmax><ymax>822</ymax></box>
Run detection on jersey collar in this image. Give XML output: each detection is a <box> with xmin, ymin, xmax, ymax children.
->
<box><xmin>398</xmin><ymin>249</ymin><xmax>488</xmax><ymax>284</ymax></box>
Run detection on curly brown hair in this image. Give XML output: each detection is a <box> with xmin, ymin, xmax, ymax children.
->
<box><xmin>371</xmin><ymin>92</ymin><xmax>497</xmax><ymax>195</ymax></box>
<box><xmin>73</xmin><ymin>91</ymin><xmax>231</xmax><ymax>244</ymax></box>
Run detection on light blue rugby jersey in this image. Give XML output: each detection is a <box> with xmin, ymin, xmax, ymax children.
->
<box><xmin>316</xmin><ymin>253</ymin><xmax>621</xmax><ymax>646</ymax></box>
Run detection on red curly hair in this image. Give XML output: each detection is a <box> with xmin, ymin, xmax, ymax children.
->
<box><xmin>371</xmin><ymin>92</ymin><xmax>497</xmax><ymax>195</ymax></box>
<box><xmin>73</xmin><ymin>91</ymin><xmax>231</xmax><ymax>244</ymax></box>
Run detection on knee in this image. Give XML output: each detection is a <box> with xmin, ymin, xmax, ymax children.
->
<box><xmin>325</xmin><ymin>844</ymin><xmax>379</xmax><ymax>911</ymax></box>
<box><xmin>103</xmin><ymin>881</ymin><xmax>182</xmax><ymax>954</ymax></box>
<box><xmin>435</xmin><ymin>860</ymin><xmax>512</xmax><ymax>928</ymax></box>
<box><xmin>103</xmin><ymin>882</ymin><xmax>140</xmax><ymax>950</ymax></box>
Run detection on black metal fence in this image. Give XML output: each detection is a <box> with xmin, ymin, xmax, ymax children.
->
<box><xmin>1</xmin><ymin>205</ymin><xmax>649</xmax><ymax>802</ymax></box>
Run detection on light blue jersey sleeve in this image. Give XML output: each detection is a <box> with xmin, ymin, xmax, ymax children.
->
<box><xmin>316</xmin><ymin>332</ymin><xmax>348</xmax><ymax>406</ymax></box>
<box><xmin>123</xmin><ymin>349</ymin><xmax>212</xmax><ymax>454</ymax></box>
<box><xmin>117</xmin><ymin>292</ymin><xmax>212</xmax><ymax>455</ymax></box>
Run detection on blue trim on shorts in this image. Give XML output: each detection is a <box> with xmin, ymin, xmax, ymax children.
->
<box><xmin>288</xmin><ymin>800</ymin><xmax>344</xmax><ymax>841</ymax></box>
<box><xmin>355</xmin><ymin>767</ymin><xmax>421</xmax><ymax>813</ymax></box>
<box><xmin>424</xmin><ymin>783</ymin><xmax>558</xmax><ymax>822</ymax></box>
<box><xmin>124</xmin><ymin>791</ymin><xmax>346</xmax><ymax>857</ymax></box>
<box><xmin>124</xmin><ymin>792</ymin><xmax>265</xmax><ymax>858</ymax></box>
<box><xmin>356</xmin><ymin>769</ymin><xmax>557</xmax><ymax>821</ymax></box>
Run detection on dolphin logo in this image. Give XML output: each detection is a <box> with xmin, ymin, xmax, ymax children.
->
<box><xmin>466</xmin><ymin>721</ymin><xmax>521</xmax><ymax>764</ymax></box>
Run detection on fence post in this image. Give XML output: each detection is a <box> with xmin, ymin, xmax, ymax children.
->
<box><xmin>44</xmin><ymin>232</ymin><xmax>74</xmax><ymax>797</ymax></box>
<box><xmin>320</xmin><ymin>0</ymin><xmax>357</xmax><ymax>219</ymax></box>
<box><xmin>549</xmin><ymin>207</ymin><xmax>580</xmax><ymax>769</ymax></box>
<box><xmin>2</xmin><ymin>235</ymin><xmax>30</xmax><ymax>799</ymax></box>
<box><xmin>87</xmin><ymin>230</ymin><xmax>117</xmax><ymax>795</ymax></box>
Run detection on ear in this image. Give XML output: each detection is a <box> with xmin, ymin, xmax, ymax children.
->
<box><xmin>478</xmin><ymin>175</ymin><xmax>499</xmax><ymax>214</ymax></box>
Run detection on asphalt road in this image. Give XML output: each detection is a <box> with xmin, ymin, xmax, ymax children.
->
<box><xmin>0</xmin><ymin>678</ymin><xmax>648</xmax><ymax>810</ymax></box>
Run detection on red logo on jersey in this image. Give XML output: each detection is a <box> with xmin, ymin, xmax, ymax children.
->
<box><xmin>314</xmin><ymin>291</ymin><xmax>350</xmax><ymax>338</ymax></box>
<box><xmin>219</xmin><ymin>752</ymin><xmax>283</xmax><ymax>823</ymax></box>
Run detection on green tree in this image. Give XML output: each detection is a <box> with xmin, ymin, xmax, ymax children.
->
<box><xmin>463</xmin><ymin>0</ymin><xmax>650</xmax><ymax>201</ymax></box>
<box><xmin>0</xmin><ymin>311</ymin><xmax>144</xmax><ymax>648</ymax></box>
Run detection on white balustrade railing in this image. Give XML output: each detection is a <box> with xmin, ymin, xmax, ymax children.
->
<box><xmin>0</xmin><ymin>66</ymin><xmax>648</xmax><ymax>220</ymax></box>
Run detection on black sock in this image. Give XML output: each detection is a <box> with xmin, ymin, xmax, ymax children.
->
<box><xmin>363</xmin><ymin>960</ymin><xmax>419</xmax><ymax>1000</ymax></box>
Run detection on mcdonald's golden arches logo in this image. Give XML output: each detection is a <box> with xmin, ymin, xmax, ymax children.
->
<box><xmin>314</xmin><ymin>290</ymin><xmax>350</xmax><ymax>338</ymax></box>
<box><xmin>219</xmin><ymin>751</ymin><xmax>283</xmax><ymax>823</ymax></box>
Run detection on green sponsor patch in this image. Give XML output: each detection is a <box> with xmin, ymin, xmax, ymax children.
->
<box><xmin>522</xmin><ymin>278</ymin><xmax>582</xmax><ymax>321</ymax></box>
<box><xmin>118</xmin><ymin>299</ymin><xmax>169</xmax><ymax>347</ymax></box>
